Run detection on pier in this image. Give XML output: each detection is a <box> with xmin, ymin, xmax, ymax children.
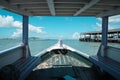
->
<box><xmin>80</xmin><ymin>28</ymin><xmax>120</xmax><ymax>42</ymax></box>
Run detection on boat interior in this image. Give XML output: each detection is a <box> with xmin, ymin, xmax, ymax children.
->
<box><xmin>0</xmin><ymin>0</ymin><xmax>120</xmax><ymax>80</ymax></box>
<box><xmin>26</xmin><ymin>49</ymin><xmax>115</xmax><ymax>80</ymax></box>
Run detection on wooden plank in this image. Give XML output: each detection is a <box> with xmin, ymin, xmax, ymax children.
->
<box><xmin>66</xmin><ymin>55</ymin><xmax>71</xmax><ymax>64</ymax></box>
<box><xmin>46</xmin><ymin>0</ymin><xmax>55</xmax><ymax>16</ymax></box>
<box><xmin>74</xmin><ymin>0</ymin><xmax>100</xmax><ymax>16</ymax></box>
<box><xmin>63</xmin><ymin>55</ymin><xmax>66</xmax><ymax>65</ymax></box>
<box><xmin>20</xmin><ymin>57</ymin><xmax>36</xmax><ymax>72</ymax></box>
<box><xmin>64</xmin><ymin>55</ymin><xmax>69</xmax><ymax>65</ymax></box>
<box><xmin>96</xmin><ymin>8</ymin><xmax>120</xmax><ymax>17</ymax></box>
<box><xmin>26</xmin><ymin>66</ymin><xmax>104</xmax><ymax>80</ymax></box>
<box><xmin>101</xmin><ymin>16</ymin><xmax>108</xmax><ymax>48</ymax></box>
<box><xmin>61</xmin><ymin>55</ymin><xmax>64</xmax><ymax>65</ymax></box>
<box><xmin>76</xmin><ymin>68</ymin><xmax>88</xmax><ymax>80</ymax></box>
<box><xmin>84</xmin><ymin>68</ymin><xmax>96</xmax><ymax>80</ymax></box>
<box><xmin>90</xmin><ymin>56</ymin><xmax>120</xmax><ymax>80</ymax></box>
<box><xmin>13</xmin><ymin>57</ymin><xmax>32</xmax><ymax>70</ymax></box>
<box><xmin>55</xmin><ymin>55</ymin><xmax>59</xmax><ymax>65</ymax></box>
<box><xmin>0</xmin><ymin>0</ymin><xmax>32</xmax><ymax>16</ymax></box>
<box><xmin>69</xmin><ymin>56</ymin><xmax>73</xmax><ymax>65</ymax></box>
<box><xmin>71</xmin><ymin>57</ymin><xmax>76</xmax><ymax>66</ymax></box>
<box><xmin>13</xmin><ymin>58</ymin><xmax>25</xmax><ymax>67</ymax></box>
<box><xmin>59</xmin><ymin>55</ymin><xmax>62</xmax><ymax>65</ymax></box>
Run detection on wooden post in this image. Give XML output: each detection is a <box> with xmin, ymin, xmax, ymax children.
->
<box><xmin>102</xmin><ymin>16</ymin><xmax>108</xmax><ymax>47</ymax></box>
<box><xmin>22</xmin><ymin>16</ymin><xmax>28</xmax><ymax>45</ymax></box>
<box><xmin>101</xmin><ymin>16</ymin><xmax>108</xmax><ymax>57</ymax></box>
<box><xmin>22</xmin><ymin>16</ymin><xmax>30</xmax><ymax>57</ymax></box>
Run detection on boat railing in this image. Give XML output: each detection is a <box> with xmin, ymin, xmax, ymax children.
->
<box><xmin>106</xmin><ymin>46</ymin><xmax>120</xmax><ymax>63</ymax></box>
<box><xmin>0</xmin><ymin>44</ymin><xmax>41</xmax><ymax>80</ymax></box>
<box><xmin>97</xmin><ymin>44</ymin><xmax>120</xmax><ymax>63</ymax></box>
<box><xmin>0</xmin><ymin>45</ymin><xmax>24</xmax><ymax>69</ymax></box>
<box><xmin>90</xmin><ymin>44</ymin><xmax>120</xmax><ymax>80</ymax></box>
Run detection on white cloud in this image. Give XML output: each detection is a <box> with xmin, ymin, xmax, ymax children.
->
<box><xmin>96</xmin><ymin>15</ymin><xmax>120</xmax><ymax>30</ymax></box>
<box><xmin>96</xmin><ymin>22</ymin><xmax>102</xmax><ymax>29</ymax></box>
<box><xmin>0</xmin><ymin>15</ymin><xmax>14</xmax><ymax>28</ymax></box>
<box><xmin>97</xmin><ymin>15</ymin><xmax>120</xmax><ymax>23</ymax></box>
<box><xmin>0</xmin><ymin>15</ymin><xmax>46</xmax><ymax>37</ymax></box>
<box><xmin>109</xmin><ymin>15</ymin><xmax>120</xmax><ymax>23</ymax></box>
<box><xmin>12</xmin><ymin>21</ymin><xmax>22</xmax><ymax>29</ymax></box>
<box><xmin>97</xmin><ymin>18</ymin><xmax>102</xmax><ymax>21</ymax></box>
<box><xmin>72</xmin><ymin>32</ymin><xmax>79</xmax><ymax>39</ymax></box>
<box><xmin>29</xmin><ymin>24</ymin><xmax>42</xmax><ymax>33</ymax></box>
<box><xmin>96</xmin><ymin>22</ymin><xmax>116</xmax><ymax>30</ymax></box>
<box><xmin>12</xmin><ymin>29</ymin><xmax>22</xmax><ymax>37</ymax></box>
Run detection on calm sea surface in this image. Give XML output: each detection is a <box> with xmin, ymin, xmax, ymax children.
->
<box><xmin>0</xmin><ymin>40</ymin><xmax>119</xmax><ymax>56</ymax></box>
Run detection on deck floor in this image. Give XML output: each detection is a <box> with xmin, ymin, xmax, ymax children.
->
<box><xmin>26</xmin><ymin>66</ymin><xmax>102</xmax><ymax>80</ymax></box>
<box><xmin>37</xmin><ymin>54</ymin><xmax>89</xmax><ymax>69</ymax></box>
<box><xmin>26</xmin><ymin>54</ymin><xmax>102</xmax><ymax>80</ymax></box>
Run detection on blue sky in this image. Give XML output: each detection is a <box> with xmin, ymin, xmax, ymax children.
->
<box><xmin>0</xmin><ymin>9</ymin><xmax>120</xmax><ymax>39</ymax></box>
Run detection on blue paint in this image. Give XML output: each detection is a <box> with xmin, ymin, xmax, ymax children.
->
<box><xmin>22</xmin><ymin>16</ymin><xmax>29</xmax><ymax>45</ymax></box>
<box><xmin>102</xmin><ymin>16</ymin><xmax>108</xmax><ymax>47</ymax></box>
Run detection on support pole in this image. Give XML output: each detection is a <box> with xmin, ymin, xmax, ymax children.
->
<box><xmin>101</xmin><ymin>16</ymin><xmax>108</xmax><ymax>57</ymax></box>
<box><xmin>22</xmin><ymin>16</ymin><xmax>30</xmax><ymax>57</ymax></box>
<box><xmin>22</xmin><ymin>16</ymin><xmax>28</xmax><ymax>45</ymax></box>
<box><xmin>102</xmin><ymin>16</ymin><xmax>108</xmax><ymax>47</ymax></box>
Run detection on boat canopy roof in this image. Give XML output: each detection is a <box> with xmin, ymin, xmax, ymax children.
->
<box><xmin>0</xmin><ymin>0</ymin><xmax>120</xmax><ymax>17</ymax></box>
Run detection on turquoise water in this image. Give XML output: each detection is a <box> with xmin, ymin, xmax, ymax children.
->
<box><xmin>0</xmin><ymin>40</ymin><xmax>21</xmax><ymax>51</ymax></box>
<box><xmin>29</xmin><ymin>40</ymin><xmax>100</xmax><ymax>55</ymax></box>
<box><xmin>0</xmin><ymin>40</ymin><xmax>119</xmax><ymax>56</ymax></box>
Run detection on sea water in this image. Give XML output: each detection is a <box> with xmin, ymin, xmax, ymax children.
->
<box><xmin>0</xmin><ymin>39</ymin><xmax>119</xmax><ymax>56</ymax></box>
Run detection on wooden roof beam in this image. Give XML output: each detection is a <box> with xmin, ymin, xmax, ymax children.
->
<box><xmin>9</xmin><ymin>0</ymin><xmax>46</xmax><ymax>4</ymax></box>
<box><xmin>10</xmin><ymin>0</ymin><xmax>88</xmax><ymax>4</ymax></box>
<box><xmin>97</xmin><ymin>0</ymin><xmax>120</xmax><ymax>6</ymax></box>
<box><xmin>47</xmin><ymin>0</ymin><xmax>55</xmax><ymax>16</ymax></box>
<box><xmin>74</xmin><ymin>0</ymin><xmax>100</xmax><ymax>16</ymax></box>
<box><xmin>96</xmin><ymin>8</ymin><xmax>120</xmax><ymax>17</ymax></box>
<box><xmin>0</xmin><ymin>0</ymin><xmax>32</xmax><ymax>16</ymax></box>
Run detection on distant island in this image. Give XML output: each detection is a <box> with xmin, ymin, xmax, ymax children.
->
<box><xmin>0</xmin><ymin>37</ymin><xmax>78</xmax><ymax>40</ymax></box>
<box><xmin>0</xmin><ymin>37</ymin><xmax>49</xmax><ymax>40</ymax></box>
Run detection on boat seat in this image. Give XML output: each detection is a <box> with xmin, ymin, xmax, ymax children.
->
<box><xmin>89</xmin><ymin>45</ymin><xmax>120</xmax><ymax>80</ymax></box>
<box><xmin>13</xmin><ymin>56</ymin><xmax>40</xmax><ymax>80</ymax></box>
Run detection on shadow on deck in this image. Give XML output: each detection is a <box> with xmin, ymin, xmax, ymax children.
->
<box><xmin>26</xmin><ymin>66</ymin><xmax>103</xmax><ymax>80</ymax></box>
